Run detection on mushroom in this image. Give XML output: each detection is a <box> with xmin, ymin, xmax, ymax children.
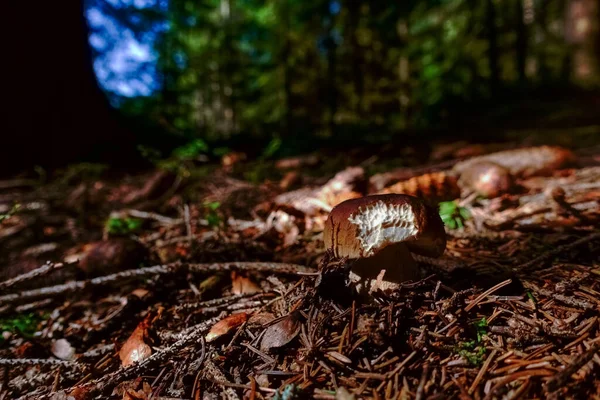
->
<box><xmin>457</xmin><ymin>161</ymin><xmax>513</xmax><ymax>198</ymax></box>
<box><xmin>323</xmin><ymin>194</ymin><xmax>446</xmax><ymax>295</ymax></box>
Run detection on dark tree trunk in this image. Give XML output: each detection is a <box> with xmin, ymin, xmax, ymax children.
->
<box><xmin>486</xmin><ymin>0</ymin><xmax>500</xmax><ymax>95</ymax></box>
<box><xmin>3</xmin><ymin>0</ymin><xmax>137</xmax><ymax>175</ymax></box>
<box><xmin>515</xmin><ymin>0</ymin><xmax>528</xmax><ymax>83</ymax></box>
<box><xmin>347</xmin><ymin>0</ymin><xmax>364</xmax><ymax>116</ymax></box>
<box><xmin>280</xmin><ymin>0</ymin><xmax>293</xmax><ymax>135</ymax></box>
<box><xmin>325</xmin><ymin>18</ymin><xmax>338</xmax><ymax>136</ymax></box>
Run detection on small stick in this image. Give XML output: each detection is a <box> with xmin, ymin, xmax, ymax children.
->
<box><xmin>465</xmin><ymin>279</ymin><xmax>512</xmax><ymax>312</ymax></box>
<box><xmin>0</xmin><ymin>262</ymin><xmax>310</xmax><ymax>307</ymax></box>
<box><xmin>0</xmin><ymin>358</ymin><xmax>82</xmax><ymax>369</ymax></box>
<box><xmin>61</xmin><ymin>315</ymin><xmax>215</xmax><ymax>397</ymax></box>
<box><xmin>0</xmin><ymin>262</ymin><xmax>67</xmax><ymax>291</ymax></box>
<box><xmin>544</xmin><ymin>342</ymin><xmax>600</xmax><ymax>393</ymax></box>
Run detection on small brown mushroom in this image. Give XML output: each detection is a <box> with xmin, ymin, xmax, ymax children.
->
<box><xmin>323</xmin><ymin>194</ymin><xmax>446</xmax><ymax>295</ymax></box>
<box><xmin>458</xmin><ymin>161</ymin><xmax>513</xmax><ymax>198</ymax></box>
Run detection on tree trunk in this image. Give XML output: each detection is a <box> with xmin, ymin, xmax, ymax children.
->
<box><xmin>515</xmin><ymin>0</ymin><xmax>528</xmax><ymax>83</ymax></box>
<box><xmin>486</xmin><ymin>0</ymin><xmax>500</xmax><ymax>95</ymax></box>
<box><xmin>3</xmin><ymin>0</ymin><xmax>135</xmax><ymax>175</ymax></box>
<box><xmin>347</xmin><ymin>0</ymin><xmax>364</xmax><ymax>116</ymax></box>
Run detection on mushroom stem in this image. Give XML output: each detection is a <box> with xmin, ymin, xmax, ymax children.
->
<box><xmin>349</xmin><ymin>243</ymin><xmax>420</xmax><ymax>294</ymax></box>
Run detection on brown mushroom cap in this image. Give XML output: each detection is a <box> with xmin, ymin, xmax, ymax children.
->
<box><xmin>457</xmin><ymin>161</ymin><xmax>513</xmax><ymax>198</ymax></box>
<box><xmin>324</xmin><ymin>194</ymin><xmax>446</xmax><ymax>259</ymax></box>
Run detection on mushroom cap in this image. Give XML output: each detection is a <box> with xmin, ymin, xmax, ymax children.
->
<box><xmin>324</xmin><ymin>194</ymin><xmax>446</xmax><ymax>259</ymax></box>
<box><xmin>457</xmin><ymin>161</ymin><xmax>512</xmax><ymax>198</ymax></box>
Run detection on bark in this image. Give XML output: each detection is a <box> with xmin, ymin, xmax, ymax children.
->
<box><xmin>3</xmin><ymin>0</ymin><xmax>136</xmax><ymax>175</ymax></box>
<box><xmin>515</xmin><ymin>0</ymin><xmax>528</xmax><ymax>83</ymax></box>
<box><xmin>486</xmin><ymin>0</ymin><xmax>500</xmax><ymax>94</ymax></box>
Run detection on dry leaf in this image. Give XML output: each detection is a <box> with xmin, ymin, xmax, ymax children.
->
<box><xmin>248</xmin><ymin>312</ymin><xmax>276</xmax><ymax>327</ymax></box>
<box><xmin>206</xmin><ymin>313</ymin><xmax>248</xmax><ymax>342</ymax></box>
<box><xmin>64</xmin><ymin>387</ymin><xmax>92</xmax><ymax>400</ymax></box>
<box><xmin>260</xmin><ymin>312</ymin><xmax>302</xmax><ymax>351</ymax></box>
<box><xmin>231</xmin><ymin>271</ymin><xmax>261</xmax><ymax>295</ymax></box>
<box><xmin>113</xmin><ymin>378</ymin><xmax>147</xmax><ymax>398</ymax></box>
<box><xmin>78</xmin><ymin>238</ymin><xmax>149</xmax><ymax>277</ymax></box>
<box><xmin>119</xmin><ymin>316</ymin><xmax>153</xmax><ymax>367</ymax></box>
<box><xmin>122</xmin><ymin>381</ymin><xmax>153</xmax><ymax>400</ymax></box>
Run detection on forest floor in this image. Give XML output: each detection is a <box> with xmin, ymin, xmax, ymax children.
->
<box><xmin>0</xmin><ymin>130</ymin><xmax>599</xmax><ymax>399</ymax></box>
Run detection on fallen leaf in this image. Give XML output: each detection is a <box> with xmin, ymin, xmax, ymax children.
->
<box><xmin>78</xmin><ymin>238</ymin><xmax>149</xmax><ymax>277</ymax></box>
<box><xmin>260</xmin><ymin>312</ymin><xmax>302</xmax><ymax>351</ymax></box>
<box><xmin>119</xmin><ymin>316</ymin><xmax>153</xmax><ymax>367</ymax></box>
<box><xmin>206</xmin><ymin>313</ymin><xmax>248</xmax><ymax>343</ymax></box>
<box><xmin>65</xmin><ymin>387</ymin><xmax>92</xmax><ymax>400</ymax></box>
<box><xmin>248</xmin><ymin>312</ymin><xmax>276</xmax><ymax>327</ymax></box>
<box><xmin>231</xmin><ymin>271</ymin><xmax>261</xmax><ymax>295</ymax></box>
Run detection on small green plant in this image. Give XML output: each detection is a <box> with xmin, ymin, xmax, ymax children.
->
<box><xmin>453</xmin><ymin>318</ymin><xmax>488</xmax><ymax>366</ymax></box>
<box><xmin>203</xmin><ymin>201</ymin><xmax>222</xmax><ymax>228</ymax></box>
<box><xmin>0</xmin><ymin>313</ymin><xmax>43</xmax><ymax>342</ymax></box>
<box><xmin>105</xmin><ymin>216</ymin><xmax>143</xmax><ymax>236</ymax></box>
<box><xmin>260</xmin><ymin>137</ymin><xmax>282</xmax><ymax>160</ymax></box>
<box><xmin>457</xmin><ymin>341</ymin><xmax>487</xmax><ymax>366</ymax></box>
<box><xmin>439</xmin><ymin>200</ymin><xmax>470</xmax><ymax>229</ymax></box>
<box><xmin>0</xmin><ymin>203</ymin><xmax>20</xmax><ymax>223</ymax></box>
<box><xmin>172</xmin><ymin>139</ymin><xmax>210</xmax><ymax>161</ymax></box>
<box><xmin>141</xmin><ymin>139</ymin><xmax>227</xmax><ymax>178</ymax></box>
<box><xmin>474</xmin><ymin>317</ymin><xmax>488</xmax><ymax>342</ymax></box>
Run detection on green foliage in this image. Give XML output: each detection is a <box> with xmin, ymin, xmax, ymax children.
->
<box><xmin>203</xmin><ymin>201</ymin><xmax>222</xmax><ymax>228</ymax></box>
<box><xmin>0</xmin><ymin>313</ymin><xmax>44</xmax><ymax>342</ymax></box>
<box><xmin>105</xmin><ymin>216</ymin><xmax>143</xmax><ymax>236</ymax></box>
<box><xmin>453</xmin><ymin>318</ymin><xmax>488</xmax><ymax>366</ymax></box>
<box><xmin>114</xmin><ymin>0</ymin><xmax>582</xmax><ymax>139</ymax></box>
<box><xmin>457</xmin><ymin>341</ymin><xmax>487</xmax><ymax>366</ymax></box>
<box><xmin>474</xmin><ymin>317</ymin><xmax>488</xmax><ymax>343</ymax></box>
<box><xmin>260</xmin><ymin>137</ymin><xmax>282</xmax><ymax>160</ymax></box>
<box><xmin>0</xmin><ymin>203</ymin><xmax>20</xmax><ymax>223</ymax></box>
<box><xmin>172</xmin><ymin>139</ymin><xmax>210</xmax><ymax>161</ymax></box>
<box><xmin>439</xmin><ymin>200</ymin><xmax>470</xmax><ymax>229</ymax></box>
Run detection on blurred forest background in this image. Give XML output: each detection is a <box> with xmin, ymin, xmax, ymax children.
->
<box><xmin>4</xmin><ymin>0</ymin><xmax>600</xmax><ymax>174</ymax></box>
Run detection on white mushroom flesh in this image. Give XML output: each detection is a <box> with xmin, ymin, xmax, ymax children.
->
<box><xmin>348</xmin><ymin>200</ymin><xmax>418</xmax><ymax>257</ymax></box>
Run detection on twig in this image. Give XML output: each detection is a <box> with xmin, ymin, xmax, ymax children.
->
<box><xmin>0</xmin><ymin>262</ymin><xmax>67</xmax><ymax>291</ymax></box>
<box><xmin>0</xmin><ymin>358</ymin><xmax>82</xmax><ymax>369</ymax></box>
<box><xmin>465</xmin><ymin>279</ymin><xmax>512</xmax><ymax>312</ymax></box>
<box><xmin>0</xmin><ymin>264</ymin><xmax>176</xmax><ymax>307</ymax></box>
<box><xmin>126</xmin><ymin>209</ymin><xmax>182</xmax><ymax>225</ymax></box>
<box><xmin>204</xmin><ymin>359</ymin><xmax>240</xmax><ymax>400</ymax></box>
<box><xmin>468</xmin><ymin>350</ymin><xmax>497</xmax><ymax>395</ymax></box>
<box><xmin>59</xmin><ymin>315</ymin><xmax>215</xmax><ymax>397</ymax></box>
<box><xmin>544</xmin><ymin>342</ymin><xmax>600</xmax><ymax>393</ymax></box>
<box><xmin>0</xmin><ymin>262</ymin><xmax>310</xmax><ymax>307</ymax></box>
<box><xmin>522</xmin><ymin>281</ymin><xmax>595</xmax><ymax>310</ymax></box>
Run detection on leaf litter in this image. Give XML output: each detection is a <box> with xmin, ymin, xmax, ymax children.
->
<box><xmin>0</xmin><ymin>140</ymin><xmax>598</xmax><ymax>399</ymax></box>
